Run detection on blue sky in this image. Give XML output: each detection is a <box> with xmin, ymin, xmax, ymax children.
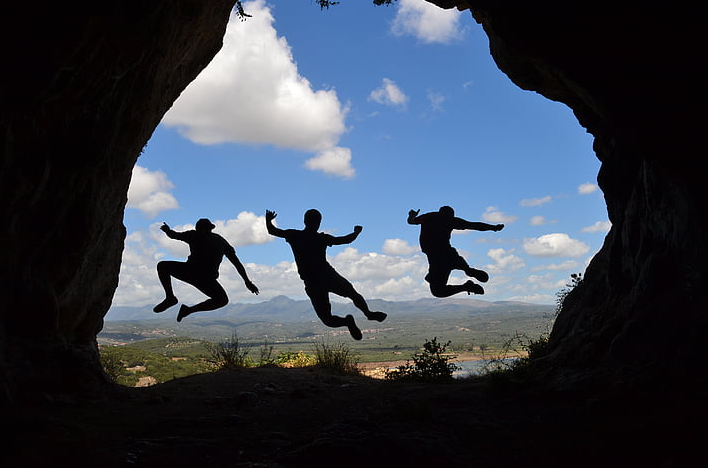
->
<box><xmin>112</xmin><ymin>0</ymin><xmax>608</xmax><ymax>312</ymax></box>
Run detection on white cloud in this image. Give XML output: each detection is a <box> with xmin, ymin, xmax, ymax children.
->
<box><xmin>581</xmin><ymin>221</ymin><xmax>612</xmax><ymax>233</ymax></box>
<box><xmin>486</xmin><ymin>248</ymin><xmax>525</xmax><ymax>273</ymax></box>
<box><xmin>531</xmin><ymin>260</ymin><xmax>581</xmax><ymax>272</ymax></box>
<box><xmin>427</xmin><ymin>90</ymin><xmax>446</xmax><ymax>112</ymax></box>
<box><xmin>530</xmin><ymin>216</ymin><xmax>547</xmax><ymax>226</ymax></box>
<box><xmin>382</xmin><ymin>238</ymin><xmax>419</xmax><ymax>255</ymax></box>
<box><xmin>482</xmin><ymin>206</ymin><xmax>518</xmax><ymax>225</ymax></box>
<box><xmin>391</xmin><ymin>0</ymin><xmax>466</xmax><ymax>44</ymax></box>
<box><xmin>213</xmin><ymin>212</ymin><xmax>273</xmax><ymax>247</ymax></box>
<box><xmin>523</xmin><ymin>233</ymin><xmax>590</xmax><ymax>258</ymax></box>
<box><xmin>520</xmin><ymin>196</ymin><xmax>552</xmax><ymax>207</ymax></box>
<box><xmin>126</xmin><ymin>166</ymin><xmax>179</xmax><ymax>217</ymax></box>
<box><xmin>331</xmin><ymin>248</ymin><xmax>424</xmax><ymax>282</ymax></box>
<box><xmin>368</xmin><ymin>78</ymin><xmax>409</xmax><ymax>108</ymax></box>
<box><xmin>578</xmin><ymin>182</ymin><xmax>599</xmax><ymax>194</ymax></box>
<box><xmin>161</xmin><ymin>1</ymin><xmax>352</xmax><ymax>177</ymax></box>
<box><xmin>305</xmin><ymin>147</ymin><xmax>355</xmax><ymax>179</ymax></box>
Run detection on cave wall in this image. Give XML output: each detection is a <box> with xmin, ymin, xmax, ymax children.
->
<box><xmin>1</xmin><ymin>1</ymin><xmax>706</xmax><ymax>403</ymax></box>
<box><xmin>0</xmin><ymin>2</ymin><xmax>237</xmax><ymax>402</ymax></box>
<box><xmin>465</xmin><ymin>3</ymin><xmax>707</xmax><ymax>384</ymax></box>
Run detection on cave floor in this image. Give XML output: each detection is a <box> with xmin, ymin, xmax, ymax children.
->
<box><xmin>3</xmin><ymin>366</ymin><xmax>704</xmax><ymax>467</ymax></box>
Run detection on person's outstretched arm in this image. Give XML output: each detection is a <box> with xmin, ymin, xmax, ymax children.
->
<box><xmin>265</xmin><ymin>210</ymin><xmax>286</xmax><ymax>238</ymax></box>
<box><xmin>331</xmin><ymin>225</ymin><xmax>363</xmax><ymax>245</ymax></box>
<box><xmin>160</xmin><ymin>222</ymin><xmax>186</xmax><ymax>241</ymax></box>
<box><xmin>407</xmin><ymin>209</ymin><xmax>421</xmax><ymax>225</ymax></box>
<box><xmin>455</xmin><ymin>218</ymin><xmax>504</xmax><ymax>232</ymax></box>
<box><xmin>225</xmin><ymin>248</ymin><xmax>259</xmax><ymax>295</ymax></box>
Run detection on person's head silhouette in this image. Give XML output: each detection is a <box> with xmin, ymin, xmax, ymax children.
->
<box><xmin>303</xmin><ymin>209</ymin><xmax>322</xmax><ymax>231</ymax></box>
<box><xmin>439</xmin><ymin>206</ymin><xmax>455</xmax><ymax>217</ymax></box>
<box><xmin>195</xmin><ymin>218</ymin><xmax>216</xmax><ymax>232</ymax></box>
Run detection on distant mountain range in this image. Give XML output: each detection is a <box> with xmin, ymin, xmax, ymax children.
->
<box><xmin>106</xmin><ymin>295</ymin><xmax>553</xmax><ymax>323</ymax></box>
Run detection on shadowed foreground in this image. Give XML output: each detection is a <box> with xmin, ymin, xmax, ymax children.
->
<box><xmin>3</xmin><ymin>367</ymin><xmax>703</xmax><ymax>467</ymax></box>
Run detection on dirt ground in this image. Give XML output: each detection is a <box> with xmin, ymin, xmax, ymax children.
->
<box><xmin>3</xmin><ymin>365</ymin><xmax>704</xmax><ymax>467</ymax></box>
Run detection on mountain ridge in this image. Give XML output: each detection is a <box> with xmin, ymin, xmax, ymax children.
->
<box><xmin>106</xmin><ymin>295</ymin><xmax>553</xmax><ymax>322</ymax></box>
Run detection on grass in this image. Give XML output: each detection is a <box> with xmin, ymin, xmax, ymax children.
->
<box><xmin>312</xmin><ymin>340</ymin><xmax>361</xmax><ymax>375</ymax></box>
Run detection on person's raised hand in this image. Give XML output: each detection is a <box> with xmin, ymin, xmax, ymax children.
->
<box><xmin>265</xmin><ymin>210</ymin><xmax>277</xmax><ymax>222</ymax></box>
<box><xmin>354</xmin><ymin>225</ymin><xmax>363</xmax><ymax>234</ymax></box>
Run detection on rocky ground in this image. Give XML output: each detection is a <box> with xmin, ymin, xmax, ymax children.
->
<box><xmin>3</xmin><ymin>366</ymin><xmax>704</xmax><ymax>467</ymax></box>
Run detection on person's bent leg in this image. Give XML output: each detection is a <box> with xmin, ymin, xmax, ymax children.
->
<box><xmin>348</xmin><ymin>289</ymin><xmax>387</xmax><ymax>322</ymax></box>
<box><xmin>177</xmin><ymin>280</ymin><xmax>228</xmax><ymax>322</ymax></box>
<box><xmin>330</xmin><ymin>274</ymin><xmax>387</xmax><ymax>322</ymax></box>
<box><xmin>453</xmin><ymin>253</ymin><xmax>489</xmax><ymax>283</ymax></box>
<box><xmin>428</xmin><ymin>278</ymin><xmax>484</xmax><ymax>297</ymax></box>
<box><xmin>154</xmin><ymin>261</ymin><xmax>180</xmax><ymax>312</ymax></box>
<box><xmin>307</xmin><ymin>285</ymin><xmax>362</xmax><ymax>340</ymax></box>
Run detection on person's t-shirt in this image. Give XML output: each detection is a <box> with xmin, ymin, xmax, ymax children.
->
<box><xmin>177</xmin><ymin>230</ymin><xmax>234</xmax><ymax>278</ymax></box>
<box><xmin>282</xmin><ymin>230</ymin><xmax>336</xmax><ymax>281</ymax></box>
<box><xmin>416</xmin><ymin>212</ymin><xmax>467</xmax><ymax>255</ymax></box>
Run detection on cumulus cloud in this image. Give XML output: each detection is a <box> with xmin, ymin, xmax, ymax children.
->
<box><xmin>486</xmin><ymin>248</ymin><xmax>525</xmax><ymax>273</ymax></box>
<box><xmin>382</xmin><ymin>238</ymin><xmax>419</xmax><ymax>256</ymax></box>
<box><xmin>368</xmin><ymin>78</ymin><xmax>409</xmax><ymax>108</ymax></box>
<box><xmin>126</xmin><ymin>166</ymin><xmax>179</xmax><ymax>218</ymax></box>
<box><xmin>161</xmin><ymin>0</ymin><xmax>353</xmax><ymax>178</ymax></box>
<box><xmin>305</xmin><ymin>147</ymin><xmax>355</xmax><ymax>178</ymax></box>
<box><xmin>391</xmin><ymin>0</ymin><xmax>466</xmax><ymax>44</ymax></box>
<box><xmin>482</xmin><ymin>206</ymin><xmax>518</xmax><ymax>225</ymax></box>
<box><xmin>520</xmin><ymin>195</ymin><xmax>552</xmax><ymax>207</ymax></box>
<box><xmin>581</xmin><ymin>221</ymin><xmax>612</xmax><ymax>233</ymax></box>
<box><xmin>578</xmin><ymin>182</ymin><xmax>599</xmax><ymax>194</ymax></box>
<box><xmin>523</xmin><ymin>233</ymin><xmax>590</xmax><ymax>258</ymax></box>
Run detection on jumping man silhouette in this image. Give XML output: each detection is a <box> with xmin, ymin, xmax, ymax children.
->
<box><xmin>265</xmin><ymin>209</ymin><xmax>386</xmax><ymax>340</ymax></box>
<box><xmin>408</xmin><ymin>206</ymin><xmax>504</xmax><ymax>297</ymax></box>
<box><xmin>153</xmin><ymin>218</ymin><xmax>259</xmax><ymax>322</ymax></box>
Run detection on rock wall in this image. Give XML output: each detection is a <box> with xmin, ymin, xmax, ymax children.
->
<box><xmin>1</xmin><ymin>1</ymin><xmax>705</xmax><ymax>402</ymax></box>
<box><xmin>466</xmin><ymin>3</ymin><xmax>707</xmax><ymax>385</ymax></box>
<box><xmin>0</xmin><ymin>2</ymin><xmax>236</xmax><ymax>402</ymax></box>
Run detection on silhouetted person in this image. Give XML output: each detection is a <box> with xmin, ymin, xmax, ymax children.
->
<box><xmin>265</xmin><ymin>209</ymin><xmax>386</xmax><ymax>340</ymax></box>
<box><xmin>153</xmin><ymin>218</ymin><xmax>259</xmax><ymax>322</ymax></box>
<box><xmin>408</xmin><ymin>206</ymin><xmax>504</xmax><ymax>298</ymax></box>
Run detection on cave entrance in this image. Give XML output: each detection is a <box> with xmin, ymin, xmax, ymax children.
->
<box><xmin>109</xmin><ymin>2</ymin><xmax>607</xmax><ymax>372</ymax></box>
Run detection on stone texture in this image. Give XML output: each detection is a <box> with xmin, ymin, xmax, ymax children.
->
<box><xmin>467</xmin><ymin>3</ymin><xmax>707</xmax><ymax>385</ymax></box>
<box><xmin>0</xmin><ymin>2</ymin><xmax>236</xmax><ymax>402</ymax></box>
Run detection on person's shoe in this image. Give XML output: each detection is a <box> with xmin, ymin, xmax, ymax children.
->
<box><xmin>153</xmin><ymin>296</ymin><xmax>178</xmax><ymax>313</ymax></box>
<box><xmin>177</xmin><ymin>305</ymin><xmax>191</xmax><ymax>322</ymax></box>
<box><xmin>467</xmin><ymin>268</ymin><xmax>489</xmax><ymax>283</ymax></box>
<box><xmin>345</xmin><ymin>314</ymin><xmax>362</xmax><ymax>340</ymax></box>
<box><xmin>365</xmin><ymin>311</ymin><xmax>387</xmax><ymax>322</ymax></box>
<box><xmin>464</xmin><ymin>280</ymin><xmax>484</xmax><ymax>295</ymax></box>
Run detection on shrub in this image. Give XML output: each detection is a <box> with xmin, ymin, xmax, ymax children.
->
<box><xmin>312</xmin><ymin>341</ymin><xmax>360</xmax><ymax>375</ymax></box>
<box><xmin>386</xmin><ymin>337</ymin><xmax>459</xmax><ymax>382</ymax></box>
<box><xmin>480</xmin><ymin>331</ymin><xmax>550</xmax><ymax>381</ymax></box>
<box><xmin>276</xmin><ymin>351</ymin><xmax>316</xmax><ymax>368</ymax></box>
<box><xmin>555</xmin><ymin>272</ymin><xmax>583</xmax><ymax>317</ymax></box>
<box><xmin>204</xmin><ymin>333</ymin><xmax>250</xmax><ymax>370</ymax></box>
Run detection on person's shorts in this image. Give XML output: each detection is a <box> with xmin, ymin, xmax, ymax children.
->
<box><xmin>424</xmin><ymin>248</ymin><xmax>467</xmax><ymax>285</ymax></box>
<box><xmin>303</xmin><ymin>269</ymin><xmax>357</xmax><ymax>300</ymax></box>
<box><xmin>163</xmin><ymin>261</ymin><xmax>226</xmax><ymax>299</ymax></box>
